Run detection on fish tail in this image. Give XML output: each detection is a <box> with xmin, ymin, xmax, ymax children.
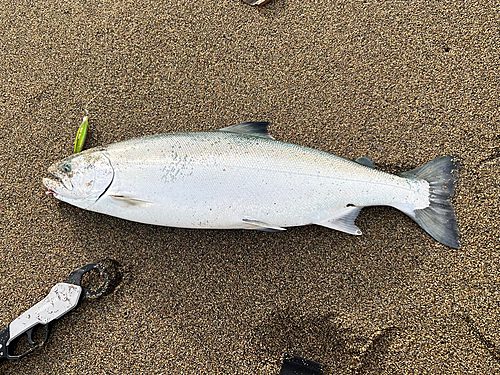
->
<box><xmin>398</xmin><ymin>156</ymin><xmax>460</xmax><ymax>249</ymax></box>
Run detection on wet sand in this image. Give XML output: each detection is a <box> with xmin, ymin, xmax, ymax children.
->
<box><xmin>0</xmin><ymin>1</ymin><xmax>498</xmax><ymax>374</ymax></box>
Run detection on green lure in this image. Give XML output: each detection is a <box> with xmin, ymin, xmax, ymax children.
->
<box><xmin>74</xmin><ymin>116</ymin><xmax>89</xmax><ymax>153</ymax></box>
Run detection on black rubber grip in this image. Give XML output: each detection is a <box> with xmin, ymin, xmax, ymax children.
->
<box><xmin>0</xmin><ymin>325</ymin><xmax>10</xmax><ymax>359</ymax></box>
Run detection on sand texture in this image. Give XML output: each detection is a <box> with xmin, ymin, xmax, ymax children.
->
<box><xmin>0</xmin><ymin>0</ymin><xmax>498</xmax><ymax>374</ymax></box>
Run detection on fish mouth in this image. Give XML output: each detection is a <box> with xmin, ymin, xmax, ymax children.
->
<box><xmin>43</xmin><ymin>170</ymin><xmax>73</xmax><ymax>196</ymax></box>
<box><xmin>43</xmin><ymin>176</ymin><xmax>62</xmax><ymax>197</ymax></box>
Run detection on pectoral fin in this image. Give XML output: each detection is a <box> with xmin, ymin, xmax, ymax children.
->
<box><xmin>242</xmin><ymin>218</ymin><xmax>286</xmax><ymax>232</ymax></box>
<box><xmin>109</xmin><ymin>194</ymin><xmax>152</xmax><ymax>207</ymax></box>
<box><xmin>315</xmin><ymin>207</ymin><xmax>363</xmax><ymax>235</ymax></box>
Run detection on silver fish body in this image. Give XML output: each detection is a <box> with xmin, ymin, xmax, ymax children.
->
<box><xmin>43</xmin><ymin>122</ymin><xmax>460</xmax><ymax>247</ymax></box>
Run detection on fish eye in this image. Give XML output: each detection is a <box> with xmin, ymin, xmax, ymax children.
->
<box><xmin>62</xmin><ymin>163</ymin><xmax>72</xmax><ymax>173</ymax></box>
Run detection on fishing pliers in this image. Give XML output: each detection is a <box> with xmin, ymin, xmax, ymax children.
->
<box><xmin>0</xmin><ymin>263</ymin><xmax>111</xmax><ymax>360</ymax></box>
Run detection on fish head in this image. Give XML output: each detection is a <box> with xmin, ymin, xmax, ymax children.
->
<box><xmin>43</xmin><ymin>150</ymin><xmax>113</xmax><ymax>208</ymax></box>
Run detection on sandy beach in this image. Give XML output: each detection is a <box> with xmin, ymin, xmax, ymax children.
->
<box><xmin>0</xmin><ymin>0</ymin><xmax>498</xmax><ymax>373</ymax></box>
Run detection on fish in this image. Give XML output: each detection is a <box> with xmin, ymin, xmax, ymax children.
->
<box><xmin>43</xmin><ymin>122</ymin><xmax>460</xmax><ymax>248</ymax></box>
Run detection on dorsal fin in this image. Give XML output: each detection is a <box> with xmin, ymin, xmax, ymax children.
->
<box><xmin>218</xmin><ymin>122</ymin><xmax>274</xmax><ymax>139</ymax></box>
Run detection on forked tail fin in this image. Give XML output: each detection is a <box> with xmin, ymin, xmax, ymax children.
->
<box><xmin>399</xmin><ymin>156</ymin><xmax>460</xmax><ymax>249</ymax></box>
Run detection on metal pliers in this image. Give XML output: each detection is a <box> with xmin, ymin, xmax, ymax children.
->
<box><xmin>0</xmin><ymin>263</ymin><xmax>111</xmax><ymax>360</ymax></box>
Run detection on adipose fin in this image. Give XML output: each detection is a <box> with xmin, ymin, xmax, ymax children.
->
<box><xmin>355</xmin><ymin>157</ymin><xmax>376</xmax><ymax>169</ymax></box>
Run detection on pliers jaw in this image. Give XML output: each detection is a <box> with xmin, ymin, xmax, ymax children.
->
<box><xmin>65</xmin><ymin>263</ymin><xmax>110</xmax><ymax>303</ymax></box>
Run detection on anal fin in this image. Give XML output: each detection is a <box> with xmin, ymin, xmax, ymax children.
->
<box><xmin>315</xmin><ymin>207</ymin><xmax>363</xmax><ymax>235</ymax></box>
<box><xmin>242</xmin><ymin>218</ymin><xmax>286</xmax><ymax>232</ymax></box>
